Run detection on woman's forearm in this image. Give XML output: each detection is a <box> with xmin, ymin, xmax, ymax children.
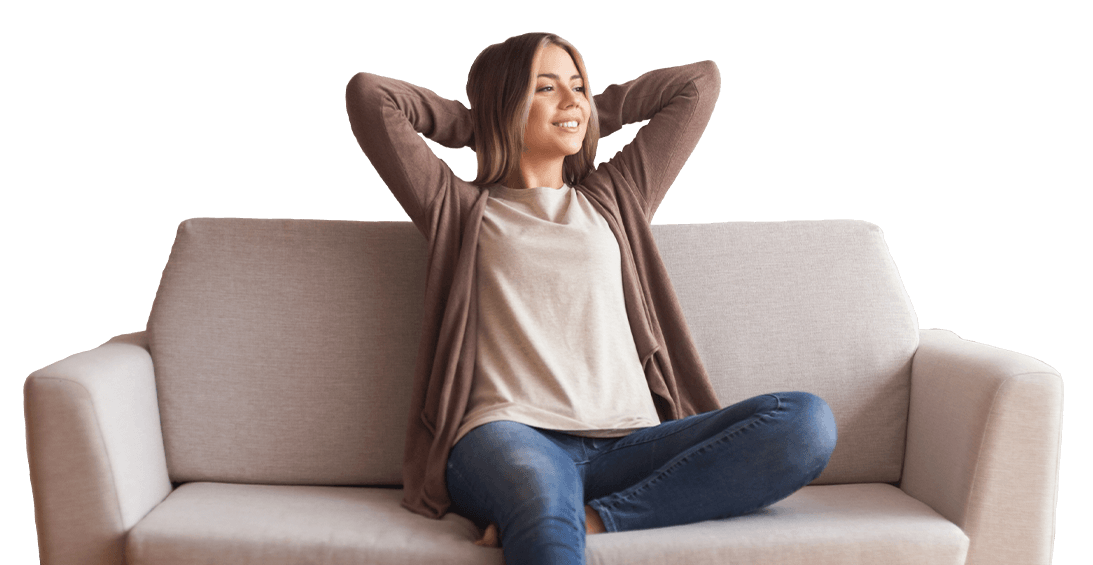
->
<box><xmin>592</xmin><ymin>61</ymin><xmax>721</xmax><ymax>217</ymax></box>
<box><xmin>594</xmin><ymin>60</ymin><xmax>720</xmax><ymax>138</ymax></box>
<box><xmin>345</xmin><ymin>72</ymin><xmax>474</xmax><ymax>230</ymax></box>
<box><xmin>347</xmin><ymin>72</ymin><xmax>474</xmax><ymax>150</ymax></box>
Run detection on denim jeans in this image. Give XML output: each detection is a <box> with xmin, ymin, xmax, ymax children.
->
<box><xmin>446</xmin><ymin>391</ymin><xmax>837</xmax><ymax>565</ymax></box>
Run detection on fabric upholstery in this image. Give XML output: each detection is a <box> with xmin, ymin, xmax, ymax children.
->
<box><xmin>26</xmin><ymin>218</ymin><xmax>1062</xmax><ymax>565</ymax></box>
<box><xmin>147</xmin><ymin>219</ymin><xmax>917</xmax><ymax>487</ymax></box>
<box><xmin>127</xmin><ymin>483</ymin><xmax>496</xmax><ymax>565</ymax></box>
<box><xmin>146</xmin><ymin>219</ymin><xmax>426</xmax><ymax>485</ymax></box>
<box><xmin>654</xmin><ymin>221</ymin><xmax>919</xmax><ymax>484</ymax></box>
<box><xmin>127</xmin><ymin>482</ymin><xmax>966</xmax><ymax>565</ymax></box>
<box><xmin>590</xmin><ymin>483</ymin><xmax>967</xmax><ymax>565</ymax></box>
<box><xmin>24</xmin><ymin>334</ymin><xmax>171</xmax><ymax>565</ymax></box>
<box><xmin>902</xmin><ymin>329</ymin><xmax>1063</xmax><ymax>565</ymax></box>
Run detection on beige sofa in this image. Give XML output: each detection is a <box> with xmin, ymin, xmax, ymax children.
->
<box><xmin>25</xmin><ymin>218</ymin><xmax>1062</xmax><ymax>565</ymax></box>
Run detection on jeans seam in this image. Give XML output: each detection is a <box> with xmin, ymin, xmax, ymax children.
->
<box><xmin>595</xmin><ymin>395</ymin><xmax>784</xmax><ymax>515</ymax></box>
<box><xmin>588</xmin><ymin>499</ymin><xmax>618</xmax><ymax>533</ymax></box>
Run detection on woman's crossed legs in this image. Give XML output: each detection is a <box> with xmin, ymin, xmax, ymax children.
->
<box><xmin>445</xmin><ymin>391</ymin><xmax>837</xmax><ymax>565</ymax></box>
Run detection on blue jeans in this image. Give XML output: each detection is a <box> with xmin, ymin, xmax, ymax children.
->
<box><xmin>446</xmin><ymin>391</ymin><xmax>837</xmax><ymax>565</ymax></box>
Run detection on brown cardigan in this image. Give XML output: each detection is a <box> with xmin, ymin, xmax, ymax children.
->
<box><xmin>346</xmin><ymin>60</ymin><xmax>722</xmax><ymax>519</ymax></box>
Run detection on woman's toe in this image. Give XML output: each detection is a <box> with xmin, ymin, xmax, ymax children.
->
<box><xmin>474</xmin><ymin>523</ymin><xmax>501</xmax><ymax>547</ymax></box>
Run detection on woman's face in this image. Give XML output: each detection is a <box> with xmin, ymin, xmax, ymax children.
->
<box><xmin>523</xmin><ymin>43</ymin><xmax>589</xmax><ymax>161</ymax></box>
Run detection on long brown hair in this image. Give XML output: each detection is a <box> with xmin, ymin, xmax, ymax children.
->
<box><xmin>467</xmin><ymin>33</ymin><xmax>599</xmax><ymax>187</ymax></box>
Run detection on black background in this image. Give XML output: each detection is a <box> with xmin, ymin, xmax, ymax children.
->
<box><xmin>21</xmin><ymin>33</ymin><xmax>1058</xmax><ymax>557</ymax></box>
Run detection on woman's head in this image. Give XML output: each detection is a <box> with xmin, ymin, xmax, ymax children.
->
<box><xmin>467</xmin><ymin>32</ymin><xmax>599</xmax><ymax>187</ymax></box>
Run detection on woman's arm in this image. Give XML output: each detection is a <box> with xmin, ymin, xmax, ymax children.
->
<box><xmin>594</xmin><ymin>60</ymin><xmax>721</xmax><ymax>218</ymax></box>
<box><xmin>345</xmin><ymin>72</ymin><xmax>475</xmax><ymax>233</ymax></box>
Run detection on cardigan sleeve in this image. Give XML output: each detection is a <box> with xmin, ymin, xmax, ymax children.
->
<box><xmin>346</xmin><ymin>72</ymin><xmax>475</xmax><ymax>235</ymax></box>
<box><xmin>594</xmin><ymin>61</ymin><xmax>721</xmax><ymax>219</ymax></box>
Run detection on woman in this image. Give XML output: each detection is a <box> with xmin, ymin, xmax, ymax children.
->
<box><xmin>346</xmin><ymin>32</ymin><xmax>836</xmax><ymax>565</ymax></box>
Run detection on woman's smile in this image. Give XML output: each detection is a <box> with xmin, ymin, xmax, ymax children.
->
<box><xmin>551</xmin><ymin>119</ymin><xmax>581</xmax><ymax>133</ymax></box>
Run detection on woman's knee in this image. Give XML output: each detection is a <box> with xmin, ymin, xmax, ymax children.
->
<box><xmin>490</xmin><ymin>457</ymin><xmax>585</xmax><ymax>558</ymax></box>
<box><xmin>503</xmin><ymin>448</ymin><xmax>582</xmax><ymax>520</ymax></box>
<box><xmin>777</xmin><ymin>391</ymin><xmax>838</xmax><ymax>476</ymax></box>
<box><xmin>447</xmin><ymin>421</ymin><xmax>584</xmax><ymax>532</ymax></box>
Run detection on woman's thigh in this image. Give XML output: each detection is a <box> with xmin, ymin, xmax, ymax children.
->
<box><xmin>446</xmin><ymin>420</ymin><xmax>587</xmax><ymax>563</ymax></box>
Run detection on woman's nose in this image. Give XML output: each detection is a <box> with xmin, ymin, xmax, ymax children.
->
<box><xmin>561</xmin><ymin>90</ymin><xmax>582</xmax><ymax>108</ymax></box>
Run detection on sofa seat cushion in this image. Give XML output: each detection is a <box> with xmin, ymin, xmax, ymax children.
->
<box><xmin>127</xmin><ymin>483</ymin><xmax>496</xmax><ymax>565</ymax></box>
<box><xmin>127</xmin><ymin>482</ymin><xmax>967</xmax><ymax>565</ymax></box>
<box><xmin>590</xmin><ymin>483</ymin><xmax>969</xmax><ymax>565</ymax></box>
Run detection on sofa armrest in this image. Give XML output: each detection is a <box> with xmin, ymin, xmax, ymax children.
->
<box><xmin>902</xmin><ymin>329</ymin><xmax>1062</xmax><ymax>565</ymax></box>
<box><xmin>24</xmin><ymin>331</ymin><xmax>172</xmax><ymax>565</ymax></box>
<box><xmin>103</xmin><ymin>330</ymin><xmax>149</xmax><ymax>347</ymax></box>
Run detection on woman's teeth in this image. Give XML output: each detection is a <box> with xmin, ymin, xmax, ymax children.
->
<box><xmin>553</xmin><ymin>121</ymin><xmax>578</xmax><ymax>128</ymax></box>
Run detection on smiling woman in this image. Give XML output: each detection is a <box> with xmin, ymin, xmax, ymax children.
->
<box><xmin>465</xmin><ymin>33</ymin><xmax>600</xmax><ymax>189</ymax></box>
<box><xmin>345</xmin><ymin>31</ymin><xmax>836</xmax><ymax>565</ymax></box>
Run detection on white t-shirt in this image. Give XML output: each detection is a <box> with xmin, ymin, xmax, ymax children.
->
<box><xmin>456</xmin><ymin>184</ymin><xmax>661</xmax><ymax>443</ymax></box>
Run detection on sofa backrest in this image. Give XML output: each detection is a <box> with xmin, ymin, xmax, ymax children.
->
<box><xmin>147</xmin><ymin>218</ymin><xmax>917</xmax><ymax>487</ymax></box>
<box><xmin>653</xmin><ymin>221</ymin><xmax>918</xmax><ymax>485</ymax></box>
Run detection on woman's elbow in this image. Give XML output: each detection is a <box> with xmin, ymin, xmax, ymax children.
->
<box><xmin>346</xmin><ymin>72</ymin><xmax>391</xmax><ymax>135</ymax></box>
<box><xmin>703</xmin><ymin>60</ymin><xmax>721</xmax><ymax>89</ymax></box>
<box><xmin>696</xmin><ymin>60</ymin><xmax>721</xmax><ymax>101</ymax></box>
<box><xmin>346</xmin><ymin>72</ymin><xmax>378</xmax><ymax>111</ymax></box>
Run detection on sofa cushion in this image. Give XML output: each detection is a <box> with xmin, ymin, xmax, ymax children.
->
<box><xmin>148</xmin><ymin>219</ymin><xmax>916</xmax><ymax>486</ymax></box>
<box><xmin>654</xmin><ymin>221</ymin><xmax>918</xmax><ymax>484</ymax></box>
<box><xmin>147</xmin><ymin>219</ymin><xmax>425</xmax><ymax>485</ymax></box>
<box><xmin>591</xmin><ymin>483</ymin><xmax>968</xmax><ymax>565</ymax></box>
<box><xmin>126</xmin><ymin>483</ymin><xmax>494</xmax><ymax>565</ymax></box>
<box><xmin>126</xmin><ymin>483</ymin><xmax>967</xmax><ymax>565</ymax></box>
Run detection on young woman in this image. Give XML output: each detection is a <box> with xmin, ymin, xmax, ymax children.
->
<box><xmin>346</xmin><ymin>32</ymin><xmax>837</xmax><ymax>565</ymax></box>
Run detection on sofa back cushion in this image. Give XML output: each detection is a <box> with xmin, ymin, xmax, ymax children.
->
<box><xmin>148</xmin><ymin>218</ymin><xmax>917</xmax><ymax>486</ymax></box>
<box><xmin>148</xmin><ymin>219</ymin><xmax>425</xmax><ymax>485</ymax></box>
<box><xmin>653</xmin><ymin>221</ymin><xmax>918</xmax><ymax>484</ymax></box>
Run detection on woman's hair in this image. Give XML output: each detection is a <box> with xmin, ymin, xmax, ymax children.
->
<box><xmin>467</xmin><ymin>32</ymin><xmax>599</xmax><ymax>187</ymax></box>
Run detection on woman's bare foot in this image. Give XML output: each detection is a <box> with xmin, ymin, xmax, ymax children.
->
<box><xmin>475</xmin><ymin>522</ymin><xmax>501</xmax><ymax>547</ymax></box>
<box><xmin>585</xmin><ymin>505</ymin><xmax>606</xmax><ymax>535</ymax></box>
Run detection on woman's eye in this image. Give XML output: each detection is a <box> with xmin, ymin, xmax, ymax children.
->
<box><xmin>537</xmin><ymin>84</ymin><xmax>583</xmax><ymax>93</ymax></box>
